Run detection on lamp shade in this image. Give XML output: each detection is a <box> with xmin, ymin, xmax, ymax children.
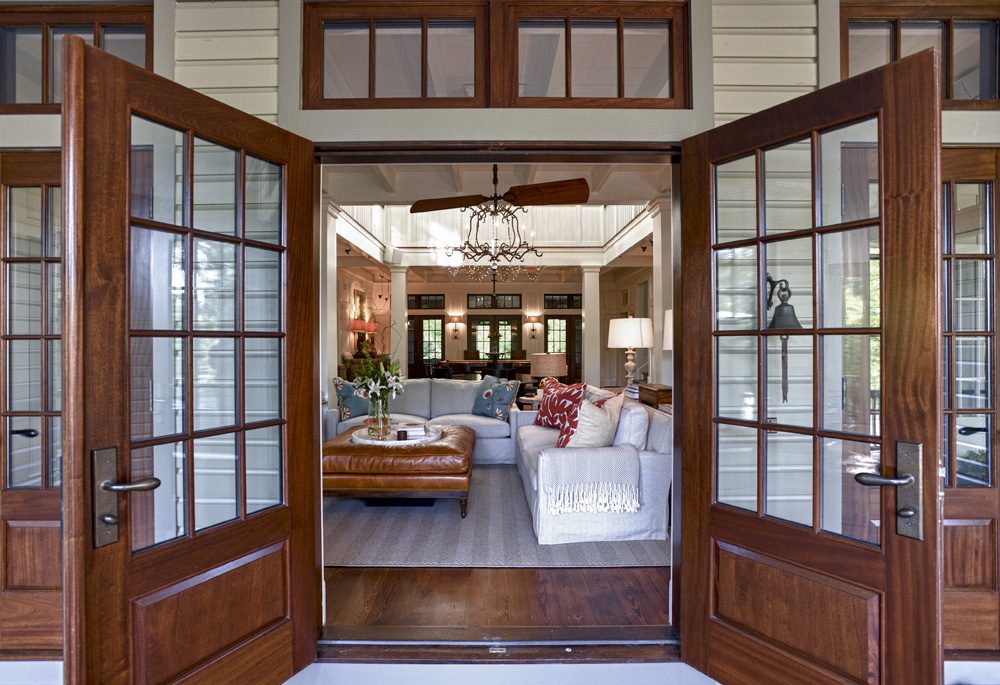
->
<box><xmin>530</xmin><ymin>352</ymin><xmax>567</xmax><ymax>378</ymax></box>
<box><xmin>525</xmin><ymin>314</ymin><xmax>541</xmax><ymax>325</ymax></box>
<box><xmin>448</xmin><ymin>315</ymin><xmax>463</xmax><ymax>325</ymax></box>
<box><xmin>663</xmin><ymin>309</ymin><xmax>673</xmax><ymax>351</ymax></box>
<box><xmin>607</xmin><ymin>317</ymin><xmax>654</xmax><ymax>349</ymax></box>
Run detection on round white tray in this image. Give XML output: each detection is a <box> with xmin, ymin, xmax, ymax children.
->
<box><xmin>350</xmin><ymin>424</ymin><xmax>442</xmax><ymax>447</ymax></box>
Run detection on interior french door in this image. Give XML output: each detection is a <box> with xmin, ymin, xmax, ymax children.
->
<box><xmin>681</xmin><ymin>51</ymin><xmax>942</xmax><ymax>684</ymax></box>
<box><xmin>62</xmin><ymin>39</ymin><xmax>319</xmax><ymax>683</ymax></box>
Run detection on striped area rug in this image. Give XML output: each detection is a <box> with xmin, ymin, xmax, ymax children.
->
<box><xmin>323</xmin><ymin>465</ymin><xmax>669</xmax><ymax>568</ymax></box>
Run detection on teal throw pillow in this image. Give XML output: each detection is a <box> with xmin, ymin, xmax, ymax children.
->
<box><xmin>472</xmin><ymin>375</ymin><xmax>521</xmax><ymax>422</ymax></box>
<box><xmin>333</xmin><ymin>377</ymin><xmax>369</xmax><ymax>421</ymax></box>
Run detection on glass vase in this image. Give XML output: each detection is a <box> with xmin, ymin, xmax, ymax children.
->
<box><xmin>367</xmin><ymin>390</ymin><xmax>391</xmax><ymax>440</ymax></box>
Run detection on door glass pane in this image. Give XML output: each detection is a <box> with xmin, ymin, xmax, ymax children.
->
<box><xmin>623</xmin><ymin>21</ymin><xmax>670</xmax><ymax>98</ymax></box>
<box><xmin>765</xmin><ymin>237</ymin><xmax>813</xmax><ymax>328</ymax></box>
<box><xmin>954</xmin><ymin>21</ymin><xmax>999</xmax><ymax>100</ymax></box>
<box><xmin>822</xmin><ymin>334</ymin><xmax>880</xmax><ymax>436</ymax></box>
<box><xmin>101</xmin><ymin>25</ymin><xmax>146</xmax><ymax>67</ymax></box>
<box><xmin>518</xmin><ymin>20</ymin><xmax>566</xmax><ymax>97</ymax></box>
<box><xmin>717</xmin><ymin>423</ymin><xmax>757</xmax><ymax>512</ymax></box>
<box><xmin>46</xmin><ymin>187</ymin><xmax>62</xmax><ymax>258</ymax></box>
<box><xmin>246</xmin><ymin>425</ymin><xmax>282</xmax><ymax>514</ymax></box>
<box><xmin>8</xmin><ymin>187</ymin><xmax>42</xmax><ymax>257</ymax></box>
<box><xmin>953</xmin><ymin>183</ymin><xmax>989</xmax><ymax>254</ymax></box>
<box><xmin>901</xmin><ymin>21</ymin><xmax>945</xmax><ymax>93</ymax></box>
<box><xmin>245</xmin><ymin>156</ymin><xmax>282</xmax><ymax>244</ymax></box>
<box><xmin>194</xmin><ymin>432</ymin><xmax>239</xmax><ymax>531</ymax></box>
<box><xmin>715</xmin><ymin>246</ymin><xmax>757</xmax><ymax>330</ymax></box>
<box><xmin>571</xmin><ymin>20</ymin><xmax>617</xmax><ymax>98</ymax></box>
<box><xmin>245</xmin><ymin>247</ymin><xmax>280</xmax><ymax>331</ymax></box>
<box><xmin>7</xmin><ymin>263</ymin><xmax>41</xmax><ymax>334</ymax></box>
<box><xmin>955</xmin><ymin>336</ymin><xmax>991</xmax><ymax>409</ymax></box>
<box><xmin>193</xmin><ymin>138</ymin><xmax>237</xmax><ymax>234</ymax></box>
<box><xmin>49</xmin><ymin>26</ymin><xmax>93</xmax><ymax>103</ymax></box>
<box><xmin>130</xmin><ymin>227</ymin><xmax>186</xmax><ymax>330</ymax></box>
<box><xmin>48</xmin><ymin>339</ymin><xmax>61</xmax><ymax>412</ymax></box>
<box><xmin>245</xmin><ymin>338</ymin><xmax>281</xmax><ymax>423</ymax></box>
<box><xmin>957</xmin><ymin>414</ymin><xmax>991</xmax><ymax>487</ymax></box>
<box><xmin>7</xmin><ymin>417</ymin><xmax>41</xmax><ymax>488</ymax></box>
<box><xmin>193</xmin><ymin>239</ymin><xmax>236</xmax><ymax>330</ymax></box>
<box><xmin>131</xmin><ymin>441</ymin><xmax>186</xmax><ymax>550</ymax></box>
<box><xmin>193</xmin><ymin>338</ymin><xmax>236</xmax><ymax>431</ymax></box>
<box><xmin>375</xmin><ymin>20</ymin><xmax>421</xmax><ymax>98</ymax></box>
<box><xmin>49</xmin><ymin>417</ymin><xmax>62</xmax><ymax>488</ymax></box>
<box><xmin>427</xmin><ymin>20</ymin><xmax>475</xmax><ymax>98</ymax></box>
<box><xmin>323</xmin><ymin>21</ymin><xmax>369</xmax><ymax>99</ymax></box>
<box><xmin>765</xmin><ymin>431</ymin><xmax>812</xmax><ymax>527</ymax></box>
<box><xmin>848</xmin><ymin>21</ymin><xmax>892</xmax><ymax>78</ymax></box>
<box><xmin>766</xmin><ymin>334</ymin><xmax>812</xmax><ymax>427</ymax></box>
<box><xmin>8</xmin><ymin>340</ymin><xmax>40</xmax><ymax>412</ymax></box>
<box><xmin>0</xmin><ymin>27</ymin><xmax>42</xmax><ymax>103</ymax></box>
<box><xmin>130</xmin><ymin>337</ymin><xmax>185</xmax><ymax>440</ymax></box>
<box><xmin>764</xmin><ymin>138</ymin><xmax>812</xmax><ymax>234</ymax></box>
<box><xmin>131</xmin><ymin>116</ymin><xmax>186</xmax><ymax>226</ymax></box>
<box><xmin>819</xmin><ymin>118</ymin><xmax>879</xmax><ymax>226</ymax></box>
<box><xmin>821</xmin><ymin>438</ymin><xmax>880</xmax><ymax>545</ymax></box>
<box><xmin>715</xmin><ymin>155</ymin><xmax>756</xmax><ymax>243</ymax></box>
<box><xmin>821</xmin><ymin>226</ymin><xmax>881</xmax><ymax>328</ymax></box>
<box><xmin>954</xmin><ymin>259</ymin><xmax>991</xmax><ymax>332</ymax></box>
<box><xmin>717</xmin><ymin>336</ymin><xmax>757</xmax><ymax>421</ymax></box>
<box><xmin>47</xmin><ymin>263</ymin><xmax>62</xmax><ymax>335</ymax></box>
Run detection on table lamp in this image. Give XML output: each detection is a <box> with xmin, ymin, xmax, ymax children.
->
<box><xmin>607</xmin><ymin>316</ymin><xmax>653</xmax><ymax>399</ymax></box>
<box><xmin>530</xmin><ymin>352</ymin><xmax>567</xmax><ymax>392</ymax></box>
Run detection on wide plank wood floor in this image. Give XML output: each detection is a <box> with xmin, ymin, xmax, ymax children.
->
<box><xmin>324</xmin><ymin>566</ymin><xmax>670</xmax><ymax>628</ymax></box>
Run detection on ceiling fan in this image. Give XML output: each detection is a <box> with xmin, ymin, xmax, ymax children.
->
<box><xmin>409</xmin><ymin>164</ymin><xmax>591</xmax><ymax>213</ymax></box>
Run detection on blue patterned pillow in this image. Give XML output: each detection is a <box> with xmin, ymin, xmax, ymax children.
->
<box><xmin>472</xmin><ymin>375</ymin><xmax>521</xmax><ymax>422</ymax></box>
<box><xmin>333</xmin><ymin>377</ymin><xmax>369</xmax><ymax>421</ymax></box>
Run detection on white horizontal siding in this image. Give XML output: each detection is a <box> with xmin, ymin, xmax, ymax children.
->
<box><xmin>713</xmin><ymin>1</ymin><xmax>819</xmax><ymax>125</ymax></box>
<box><xmin>174</xmin><ymin>2</ymin><xmax>279</xmax><ymax>122</ymax></box>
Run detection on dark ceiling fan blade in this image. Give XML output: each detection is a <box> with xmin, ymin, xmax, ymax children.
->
<box><xmin>502</xmin><ymin>178</ymin><xmax>590</xmax><ymax>206</ymax></box>
<box><xmin>410</xmin><ymin>194</ymin><xmax>489</xmax><ymax>213</ymax></box>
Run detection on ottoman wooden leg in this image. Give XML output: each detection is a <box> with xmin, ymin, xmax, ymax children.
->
<box><xmin>460</xmin><ymin>498</ymin><xmax>468</xmax><ymax>518</ymax></box>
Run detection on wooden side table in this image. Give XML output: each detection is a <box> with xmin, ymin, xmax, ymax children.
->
<box><xmin>518</xmin><ymin>395</ymin><xmax>542</xmax><ymax>410</ymax></box>
<box><xmin>638</xmin><ymin>383</ymin><xmax>672</xmax><ymax>408</ymax></box>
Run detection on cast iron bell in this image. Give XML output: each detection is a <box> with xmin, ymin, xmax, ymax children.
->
<box><xmin>766</xmin><ymin>275</ymin><xmax>803</xmax><ymax>403</ymax></box>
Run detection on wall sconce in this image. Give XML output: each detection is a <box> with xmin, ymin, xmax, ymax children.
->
<box><xmin>526</xmin><ymin>314</ymin><xmax>541</xmax><ymax>339</ymax></box>
<box><xmin>448</xmin><ymin>315</ymin><xmax>463</xmax><ymax>340</ymax></box>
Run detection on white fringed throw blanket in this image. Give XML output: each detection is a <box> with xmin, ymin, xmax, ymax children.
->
<box><xmin>544</xmin><ymin>446</ymin><xmax>641</xmax><ymax>515</ymax></box>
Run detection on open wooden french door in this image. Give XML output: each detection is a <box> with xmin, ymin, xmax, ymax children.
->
<box><xmin>680</xmin><ymin>51</ymin><xmax>942</xmax><ymax>684</ymax></box>
<box><xmin>62</xmin><ymin>39</ymin><xmax>320</xmax><ymax>683</ymax></box>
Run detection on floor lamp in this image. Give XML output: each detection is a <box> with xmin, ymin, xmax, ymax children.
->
<box><xmin>608</xmin><ymin>316</ymin><xmax>653</xmax><ymax>400</ymax></box>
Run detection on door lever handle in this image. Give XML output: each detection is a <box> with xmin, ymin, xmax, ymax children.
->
<box><xmin>100</xmin><ymin>477</ymin><xmax>161</xmax><ymax>492</ymax></box>
<box><xmin>854</xmin><ymin>472</ymin><xmax>914</xmax><ymax>487</ymax></box>
<box><xmin>10</xmin><ymin>428</ymin><xmax>39</xmax><ymax>438</ymax></box>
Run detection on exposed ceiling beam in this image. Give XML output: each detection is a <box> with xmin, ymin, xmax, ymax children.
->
<box><xmin>373</xmin><ymin>164</ymin><xmax>397</xmax><ymax>194</ymax></box>
<box><xmin>452</xmin><ymin>165</ymin><xmax>465</xmax><ymax>193</ymax></box>
<box><xmin>591</xmin><ymin>164</ymin><xmax>613</xmax><ymax>193</ymax></box>
<box><xmin>525</xmin><ymin>164</ymin><xmax>538</xmax><ymax>185</ymax></box>
<box><xmin>657</xmin><ymin>165</ymin><xmax>671</xmax><ymax>194</ymax></box>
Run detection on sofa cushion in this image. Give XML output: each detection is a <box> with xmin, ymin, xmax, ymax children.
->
<box><xmin>472</xmin><ymin>376</ymin><xmax>520</xmax><ymax>421</ymax></box>
<box><xmin>335</xmin><ymin>413</ymin><xmax>428</xmax><ymax>434</ymax></box>
<box><xmin>585</xmin><ymin>384</ymin><xmax>615</xmax><ymax>403</ymax></box>
<box><xmin>561</xmin><ymin>394</ymin><xmax>624</xmax><ymax>448</ymax></box>
<box><xmin>516</xmin><ymin>424</ymin><xmax>560</xmax><ymax>491</ymax></box>
<box><xmin>613</xmin><ymin>400</ymin><xmax>650</xmax><ymax>450</ymax></box>
<box><xmin>430</xmin><ymin>378</ymin><xmax>481</xmax><ymax>417</ymax></box>
<box><xmin>429</xmin><ymin>413</ymin><xmax>511</xmax><ymax>439</ymax></box>
<box><xmin>390</xmin><ymin>378</ymin><xmax>431</xmax><ymax>419</ymax></box>
<box><xmin>332</xmin><ymin>377</ymin><xmax>368</xmax><ymax>421</ymax></box>
<box><xmin>534</xmin><ymin>381</ymin><xmax>585</xmax><ymax>431</ymax></box>
<box><xmin>645</xmin><ymin>408</ymin><xmax>673</xmax><ymax>454</ymax></box>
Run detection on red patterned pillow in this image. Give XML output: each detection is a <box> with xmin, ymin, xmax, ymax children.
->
<box><xmin>534</xmin><ymin>382</ymin><xmax>585</xmax><ymax>439</ymax></box>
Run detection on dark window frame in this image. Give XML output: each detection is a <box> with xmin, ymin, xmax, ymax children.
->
<box><xmin>840</xmin><ymin>1</ymin><xmax>1000</xmax><ymax>110</ymax></box>
<box><xmin>407</xmin><ymin>293</ymin><xmax>446</xmax><ymax>310</ymax></box>
<box><xmin>467</xmin><ymin>293</ymin><xmax>522</xmax><ymax>309</ymax></box>
<box><xmin>302</xmin><ymin>1</ymin><xmax>488</xmax><ymax>110</ymax></box>
<box><xmin>0</xmin><ymin>4</ymin><xmax>153</xmax><ymax>114</ymax></box>
<box><xmin>467</xmin><ymin>314</ymin><xmax>522</xmax><ymax>356</ymax></box>
<box><xmin>544</xmin><ymin>293</ymin><xmax>583</xmax><ymax>309</ymax></box>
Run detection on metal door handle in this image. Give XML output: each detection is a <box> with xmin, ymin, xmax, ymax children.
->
<box><xmin>854</xmin><ymin>472</ymin><xmax>914</xmax><ymax>487</ymax></box>
<box><xmin>100</xmin><ymin>477</ymin><xmax>161</xmax><ymax>492</ymax></box>
<box><xmin>10</xmin><ymin>429</ymin><xmax>39</xmax><ymax>438</ymax></box>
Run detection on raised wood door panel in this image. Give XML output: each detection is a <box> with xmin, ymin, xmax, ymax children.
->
<box><xmin>62</xmin><ymin>40</ymin><xmax>320</xmax><ymax>683</ymax></box>
<box><xmin>681</xmin><ymin>51</ymin><xmax>941</xmax><ymax>684</ymax></box>
<box><xmin>0</xmin><ymin>151</ymin><xmax>63</xmax><ymax>655</ymax></box>
<box><xmin>940</xmin><ymin>147</ymin><xmax>1000</xmax><ymax>655</ymax></box>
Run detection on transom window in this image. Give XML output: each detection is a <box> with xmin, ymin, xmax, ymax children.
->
<box><xmin>407</xmin><ymin>293</ymin><xmax>445</xmax><ymax>309</ymax></box>
<box><xmin>0</xmin><ymin>5</ymin><xmax>151</xmax><ymax>111</ymax></box>
<box><xmin>467</xmin><ymin>293</ymin><xmax>521</xmax><ymax>309</ymax></box>
<box><xmin>841</xmin><ymin>2</ymin><xmax>999</xmax><ymax>107</ymax></box>
<box><xmin>544</xmin><ymin>293</ymin><xmax>582</xmax><ymax>309</ymax></box>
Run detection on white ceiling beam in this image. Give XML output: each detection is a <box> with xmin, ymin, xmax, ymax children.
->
<box><xmin>452</xmin><ymin>165</ymin><xmax>465</xmax><ymax>193</ymax></box>
<box><xmin>525</xmin><ymin>164</ymin><xmax>538</xmax><ymax>185</ymax></box>
<box><xmin>591</xmin><ymin>164</ymin><xmax>613</xmax><ymax>193</ymax></box>
<box><xmin>373</xmin><ymin>164</ymin><xmax>397</xmax><ymax>194</ymax></box>
<box><xmin>657</xmin><ymin>165</ymin><xmax>671</xmax><ymax>194</ymax></box>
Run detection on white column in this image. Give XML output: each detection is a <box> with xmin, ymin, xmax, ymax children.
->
<box><xmin>581</xmin><ymin>266</ymin><xmax>602</xmax><ymax>385</ymax></box>
<box><xmin>651</xmin><ymin>194</ymin><xmax>674</xmax><ymax>386</ymax></box>
<box><xmin>389</xmin><ymin>266</ymin><xmax>408</xmax><ymax>375</ymax></box>
<box><xmin>323</xmin><ymin>203</ymin><xmax>339</xmax><ymax>400</ymax></box>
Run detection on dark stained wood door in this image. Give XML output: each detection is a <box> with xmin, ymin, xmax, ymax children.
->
<box><xmin>940</xmin><ymin>147</ymin><xmax>1000</xmax><ymax>655</ymax></box>
<box><xmin>61</xmin><ymin>40</ymin><xmax>320</xmax><ymax>683</ymax></box>
<box><xmin>681</xmin><ymin>52</ymin><xmax>942</xmax><ymax>683</ymax></box>
<box><xmin>0</xmin><ymin>152</ymin><xmax>63</xmax><ymax>656</ymax></box>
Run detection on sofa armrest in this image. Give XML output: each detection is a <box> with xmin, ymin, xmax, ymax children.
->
<box><xmin>509</xmin><ymin>407</ymin><xmax>539</xmax><ymax>432</ymax></box>
<box><xmin>537</xmin><ymin>445</ymin><xmax>640</xmax><ymax>475</ymax></box>
<box><xmin>323</xmin><ymin>407</ymin><xmax>339</xmax><ymax>441</ymax></box>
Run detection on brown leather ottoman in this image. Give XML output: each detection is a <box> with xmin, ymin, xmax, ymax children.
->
<box><xmin>322</xmin><ymin>425</ymin><xmax>475</xmax><ymax>517</ymax></box>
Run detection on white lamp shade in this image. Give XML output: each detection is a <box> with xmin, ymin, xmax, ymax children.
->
<box><xmin>663</xmin><ymin>309</ymin><xmax>673</xmax><ymax>351</ymax></box>
<box><xmin>530</xmin><ymin>352</ymin><xmax>567</xmax><ymax>377</ymax></box>
<box><xmin>607</xmin><ymin>317</ymin><xmax>654</xmax><ymax>349</ymax></box>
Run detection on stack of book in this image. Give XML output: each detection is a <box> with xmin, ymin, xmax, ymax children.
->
<box><xmin>396</xmin><ymin>423</ymin><xmax>427</xmax><ymax>441</ymax></box>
